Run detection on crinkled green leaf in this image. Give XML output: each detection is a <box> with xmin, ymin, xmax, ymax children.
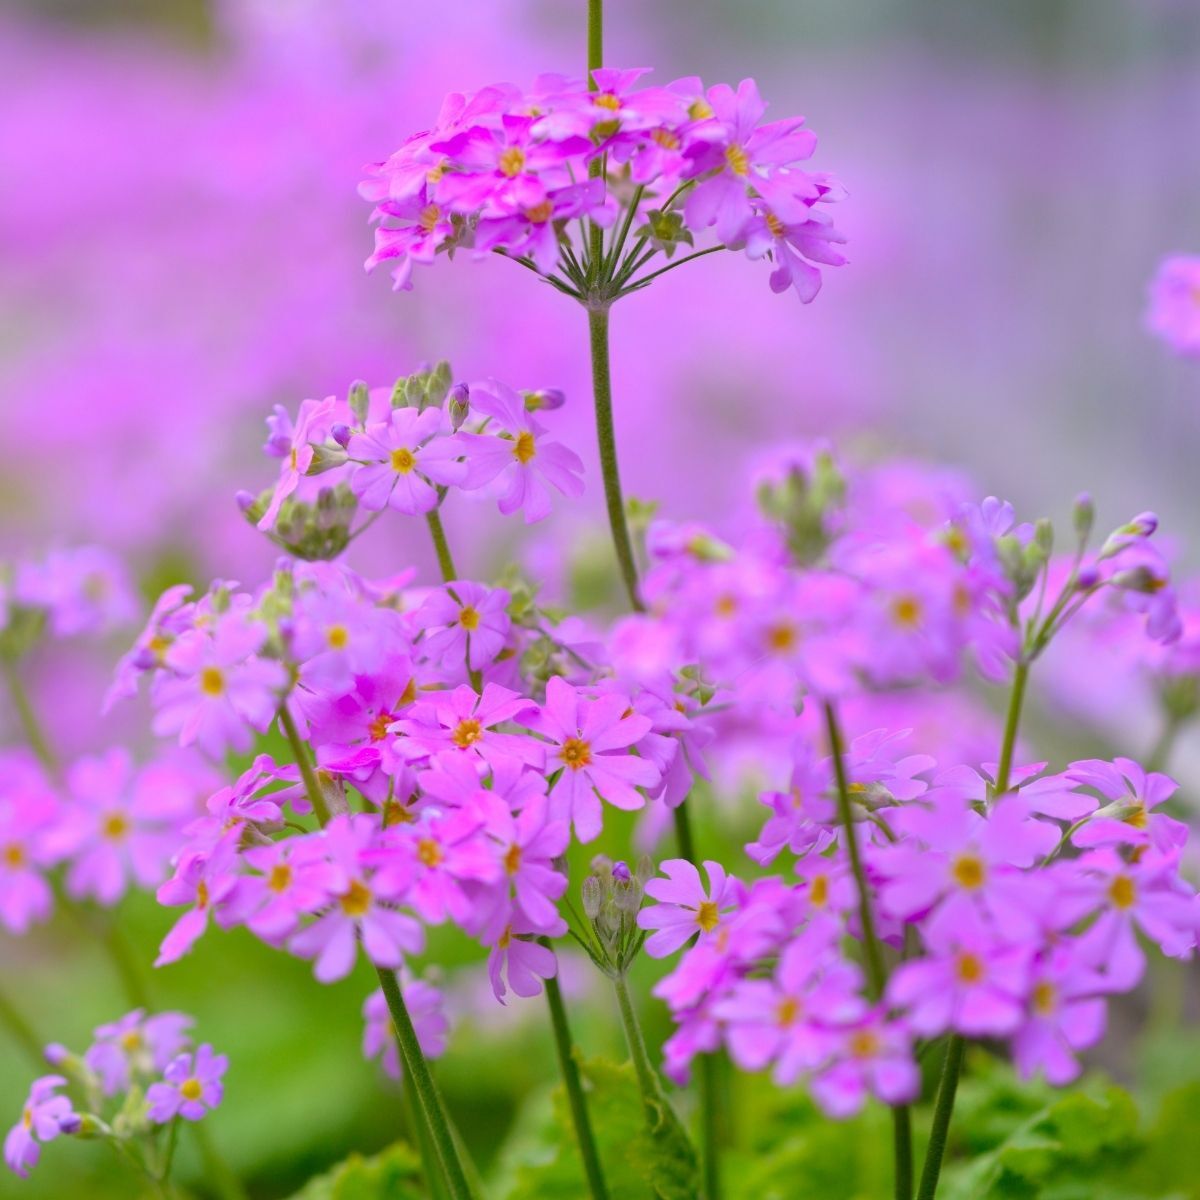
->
<box><xmin>287</xmin><ymin>1140</ymin><xmax>424</xmax><ymax>1200</ymax></box>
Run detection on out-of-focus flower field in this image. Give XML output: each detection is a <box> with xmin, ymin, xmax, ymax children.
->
<box><xmin>3</xmin><ymin>2</ymin><xmax>1200</xmax><ymax>1197</ymax></box>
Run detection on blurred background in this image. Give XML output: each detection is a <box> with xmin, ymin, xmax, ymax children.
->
<box><xmin>2</xmin><ymin>1</ymin><xmax>1199</xmax><ymax>1196</ymax></box>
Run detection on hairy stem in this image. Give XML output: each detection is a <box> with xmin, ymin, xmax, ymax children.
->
<box><xmin>587</xmin><ymin>307</ymin><xmax>643</xmax><ymax>611</ymax></box>
<box><xmin>543</xmin><ymin>967</ymin><xmax>610</xmax><ymax>1200</ymax></box>
<box><xmin>425</xmin><ymin>509</ymin><xmax>459</xmax><ymax>583</ymax></box>
<box><xmin>612</xmin><ymin>973</ymin><xmax>661</xmax><ymax>1118</ymax></box>
<box><xmin>586</xmin><ymin>0</ymin><xmax>604</xmax><ymax>274</ymax></box>
<box><xmin>916</xmin><ymin>659</ymin><xmax>1030</xmax><ymax>1199</ymax></box>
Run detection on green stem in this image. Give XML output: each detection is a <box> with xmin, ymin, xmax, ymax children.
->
<box><xmin>403</xmin><ymin>1063</ymin><xmax>449</xmax><ymax>1200</ymax></box>
<box><xmin>620</xmin><ymin>244</ymin><xmax>727</xmax><ymax>295</ymax></box>
<box><xmin>824</xmin><ymin>700</ymin><xmax>911</xmax><ymax>1200</ymax></box>
<box><xmin>586</xmin><ymin>0</ymin><xmax>604</xmax><ymax>273</ymax></box>
<box><xmin>377</xmin><ymin>968</ymin><xmax>473</xmax><ymax>1200</ymax></box>
<box><xmin>2</xmin><ymin>656</ymin><xmax>58</xmax><ymax>776</ymax></box>
<box><xmin>671</xmin><ymin>803</ymin><xmax>696</xmax><ymax>863</ymax></box>
<box><xmin>0</xmin><ymin>985</ymin><xmax>45</xmax><ymax>1067</ymax></box>
<box><xmin>916</xmin><ymin>1037</ymin><xmax>965</xmax><ymax>1200</ymax></box>
<box><xmin>697</xmin><ymin>1051</ymin><xmax>723</xmax><ymax>1200</ymax></box>
<box><xmin>587</xmin><ymin>307</ymin><xmax>643</xmax><ymax>611</ymax></box>
<box><xmin>279</xmin><ymin>706</ymin><xmax>331</xmax><ymax>825</ymax></box>
<box><xmin>543</xmin><ymin>967</ymin><xmax>610</xmax><ymax>1200</ymax></box>
<box><xmin>916</xmin><ymin>659</ymin><xmax>1031</xmax><ymax>1199</ymax></box>
<box><xmin>612</xmin><ymin>974</ymin><xmax>661</xmax><ymax>1117</ymax></box>
<box><xmin>425</xmin><ymin>509</ymin><xmax>459</xmax><ymax>583</ymax></box>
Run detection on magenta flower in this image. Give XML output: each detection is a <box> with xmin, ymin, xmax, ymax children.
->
<box><xmin>4</xmin><ymin>1076</ymin><xmax>73</xmax><ymax>1178</ymax></box>
<box><xmin>288</xmin><ymin>814</ymin><xmax>423</xmax><ymax>982</ymax></box>
<box><xmin>363</xmin><ymin>973</ymin><xmax>448</xmax><ymax>1079</ymax></box>
<box><xmin>155</xmin><ymin>833</ymin><xmax>242</xmax><ymax>966</ymax></box>
<box><xmin>224</xmin><ymin>837</ymin><xmax>344</xmax><ymax>944</ymax></box>
<box><xmin>534</xmin><ymin>677</ymin><xmax>660</xmax><ymax>842</ymax></box>
<box><xmin>347</xmin><ymin>406</ymin><xmax>466</xmax><ymax>515</ymax></box>
<box><xmin>396</xmin><ymin>683</ymin><xmax>542</xmax><ymax>772</ymax></box>
<box><xmin>1145</xmin><ymin>254</ymin><xmax>1200</xmax><ymax>358</ymax></box>
<box><xmin>416</xmin><ymin>582</ymin><xmax>512</xmax><ymax>674</ymax></box>
<box><xmin>146</xmin><ymin>1044</ymin><xmax>227</xmax><ymax>1123</ymax></box>
<box><xmin>257</xmin><ymin>396</ymin><xmax>338</xmax><ymax>531</ymax></box>
<box><xmin>1011</xmin><ymin>947</ymin><xmax>1107</xmax><ymax>1085</ymax></box>
<box><xmin>809</xmin><ymin>1013</ymin><xmax>919</xmax><ymax>1117</ymax></box>
<box><xmin>638</xmin><ymin>859</ymin><xmax>738</xmax><ymax>957</ymax></box>
<box><xmin>1066</xmin><ymin>757</ymin><xmax>1187</xmax><ymax>854</ymax></box>
<box><xmin>486</xmin><ymin>913</ymin><xmax>559</xmax><ymax>1003</ymax></box>
<box><xmin>152</xmin><ymin>615</ymin><xmax>288</xmax><ymax>756</ymax></box>
<box><xmin>456</xmin><ymin>380</ymin><xmax>584</xmax><ymax>523</ymax></box>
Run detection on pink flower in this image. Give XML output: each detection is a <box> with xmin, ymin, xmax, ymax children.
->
<box><xmin>4</xmin><ymin>1076</ymin><xmax>73</xmax><ymax>1178</ymax></box>
<box><xmin>146</xmin><ymin>1044</ymin><xmax>227</xmax><ymax>1123</ymax></box>
<box><xmin>638</xmin><ymin>859</ymin><xmax>738</xmax><ymax>957</ymax></box>
<box><xmin>1145</xmin><ymin>254</ymin><xmax>1200</xmax><ymax>358</ymax></box>
<box><xmin>155</xmin><ymin>833</ymin><xmax>242</xmax><ymax>966</ymax></box>
<box><xmin>1066</xmin><ymin>757</ymin><xmax>1187</xmax><ymax>854</ymax></box>
<box><xmin>416</xmin><ymin>582</ymin><xmax>512</xmax><ymax>674</ymax></box>
<box><xmin>224</xmin><ymin>836</ymin><xmax>344</xmax><ymax>944</ymax></box>
<box><xmin>1011</xmin><ymin>947</ymin><xmax>1107</xmax><ymax>1085</ymax></box>
<box><xmin>258</xmin><ymin>397</ymin><xmax>337</xmax><ymax>531</ymax></box>
<box><xmin>84</xmin><ymin>1010</ymin><xmax>193</xmax><ymax>1097</ymax></box>
<box><xmin>363</xmin><ymin>973</ymin><xmax>448</xmax><ymax>1078</ymax></box>
<box><xmin>534</xmin><ymin>677</ymin><xmax>660</xmax><ymax>842</ymax></box>
<box><xmin>347</xmin><ymin>407</ymin><xmax>466</xmax><ymax>515</ymax></box>
<box><xmin>396</xmin><ymin>683</ymin><xmax>542</xmax><ymax>772</ymax></box>
<box><xmin>486</xmin><ymin>913</ymin><xmax>558</xmax><ymax>1003</ymax></box>
<box><xmin>13</xmin><ymin>546</ymin><xmax>136</xmax><ymax>638</ymax></box>
<box><xmin>456</xmin><ymin>380</ymin><xmax>584</xmax><ymax>523</ymax></box>
<box><xmin>809</xmin><ymin>1013</ymin><xmax>919</xmax><ymax>1117</ymax></box>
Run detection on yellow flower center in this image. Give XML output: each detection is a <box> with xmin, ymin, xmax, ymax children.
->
<box><xmin>22</xmin><ymin>1107</ymin><xmax>32</xmax><ymax>1130</ymax></box>
<box><xmin>417</xmin><ymin>838</ymin><xmax>443</xmax><ymax>868</ymax></box>
<box><xmin>592</xmin><ymin>92</ymin><xmax>621</xmax><ymax>112</ymax></box>
<box><xmin>180</xmin><ymin>1078</ymin><xmax>203</xmax><ymax>1102</ymax></box>
<box><xmin>714</xmin><ymin>594</ymin><xmax>737</xmax><ymax>617</ymax></box>
<box><xmin>390</xmin><ymin>447</ymin><xmax>416</xmax><ymax>474</ymax></box>
<box><xmin>147</xmin><ymin>633</ymin><xmax>171</xmax><ymax>663</ymax></box>
<box><xmin>327</xmin><ymin>624</ymin><xmax>349</xmax><ymax>649</ymax></box>
<box><xmin>765</xmin><ymin>212</ymin><xmax>786</xmax><ymax>238</ymax></box>
<box><xmin>418</xmin><ymin>203</ymin><xmax>441</xmax><ymax>233</ymax></box>
<box><xmin>560</xmin><ymin>737</ymin><xmax>592</xmax><ymax>771</ymax></box>
<box><xmin>459</xmin><ymin>606</ymin><xmax>480</xmax><ymax>631</ymax></box>
<box><xmin>524</xmin><ymin>201</ymin><xmax>554</xmax><ymax>224</ymax></box>
<box><xmin>267</xmin><ymin>864</ymin><xmax>292</xmax><ymax>893</ymax></box>
<box><xmin>339</xmin><ymin>879</ymin><xmax>372</xmax><ymax>917</ymax></box>
<box><xmin>951</xmin><ymin>854</ymin><xmax>986</xmax><ymax>890</ymax></box>
<box><xmin>955</xmin><ymin>952</ymin><xmax>985</xmax><ymax>984</ymax></box>
<box><xmin>766</xmin><ymin>622</ymin><xmax>797</xmax><ymax>652</ymax></box>
<box><xmin>1108</xmin><ymin>875</ymin><xmax>1136</xmax><ymax>909</ymax></box>
<box><xmin>120</xmin><ymin>1030</ymin><xmax>142</xmax><ymax>1052</ymax></box>
<box><xmin>399</xmin><ymin>677</ymin><xmax>418</xmax><ymax>707</ymax></box>
<box><xmin>200</xmin><ymin>667</ymin><xmax>225</xmax><ymax>697</ymax></box>
<box><xmin>426</xmin><ymin>162</ymin><xmax>446</xmax><ymax>183</ymax></box>
<box><xmin>651</xmin><ymin>128</ymin><xmax>680</xmax><ymax>150</ymax></box>
<box><xmin>688</xmin><ymin>98</ymin><xmax>714</xmax><ymax>121</ymax></box>
<box><xmin>369</xmin><ymin>712</ymin><xmax>394</xmax><ymax>742</ymax></box>
<box><xmin>776</xmin><ymin>997</ymin><xmax>801</xmax><ymax>1026</ymax></box>
<box><xmin>1124</xmin><ymin>804</ymin><xmax>1147</xmax><ymax>830</ymax></box>
<box><xmin>724</xmin><ymin>143</ymin><xmax>750</xmax><ymax>176</ymax></box>
<box><xmin>498</xmin><ymin>924</ymin><xmax>513</xmax><ymax>949</ymax></box>
<box><xmin>289</xmin><ymin>446</ymin><xmax>299</xmax><ymax>471</ymax></box>
<box><xmin>498</xmin><ymin>146</ymin><xmax>526</xmax><ymax>177</ymax></box>
<box><xmin>102</xmin><ymin>812</ymin><xmax>129</xmax><ymax>841</ymax></box>
<box><xmin>383</xmin><ymin>797</ymin><xmax>415</xmax><ymax>826</ymax></box>
<box><xmin>1032</xmin><ymin>980</ymin><xmax>1057</xmax><ymax>1016</ymax></box>
<box><xmin>891</xmin><ymin>595</ymin><xmax>923</xmax><ymax>628</ymax></box>
<box><xmin>809</xmin><ymin>874</ymin><xmax>829</xmax><ymax>908</ymax></box>
<box><xmin>696</xmin><ymin>900</ymin><xmax>720</xmax><ymax>933</ymax></box>
<box><xmin>513</xmin><ymin>431</ymin><xmax>537</xmax><ymax>463</ymax></box>
<box><xmin>452</xmin><ymin>718</ymin><xmax>483</xmax><ymax>748</ymax></box>
<box><xmin>196</xmin><ymin>880</ymin><xmax>210</xmax><ymax>910</ymax></box>
<box><xmin>504</xmin><ymin>843</ymin><xmax>522</xmax><ymax>875</ymax></box>
<box><xmin>3</xmin><ymin>843</ymin><xmax>26</xmax><ymax>869</ymax></box>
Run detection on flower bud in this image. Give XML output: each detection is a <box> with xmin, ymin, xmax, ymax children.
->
<box><xmin>1072</xmin><ymin>492</ymin><xmax>1094</xmax><ymax>541</ymax></box>
<box><xmin>1034</xmin><ymin>517</ymin><xmax>1054</xmax><ymax>556</ymax></box>
<box><xmin>448</xmin><ymin>383</ymin><xmax>470</xmax><ymax>430</ymax></box>
<box><xmin>1112</xmin><ymin>565</ymin><xmax>1167</xmax><ymax>594</ymax></box>
<box><xmin>1075</xmin><ymin>564</ymin><xmax>1101</xmax><ymax>591</ymax></box>
<box><xmin>427</xmin><ymin>360</ymin><xmax>453</xmax><ymax>407</ymax></box>
<box><xmin>523</xmin><ymin>388</ymin><xmax>566</xmax><ymax>412</ymax></box>
<box><xmin>611</xmin><ymin>860</ymin><xmax>631</xmax><ymax>883</ymax></box>
<box><xmin>581</xmin><ymin>874</ymin><xmax>602</xmax><ymax>920</ymax></box>
<box><xmin>331</xmin><ymin>423</ymin><xmax>352</xmax><ymax>449</ymax></box>
<box><xmin>390</xmin><ymin>374</ymin><xmax>410</xmax><ymax>408</ymax></box>
<box><xmin>347</xmin><ymin>379</ymin><xmax>370</xmax><ymax>423</ymax></box>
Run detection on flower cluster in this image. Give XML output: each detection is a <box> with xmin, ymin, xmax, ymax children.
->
<box><xmin>5</xmin><ymin>1010</ymin><xmax>225</xmax><ymax>1179</ymax></box>
<box><xmin>360</xmin><ymin>71</ymin><xmax>845</xmax><ymax>301</ymax></box>
<box><xmin>639</xmin><ymin>740</ymin><xmax>1198</xmax><ymax>1115</ymax></box>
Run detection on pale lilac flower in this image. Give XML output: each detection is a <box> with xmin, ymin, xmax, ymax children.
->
<box><xmin>4</xmin><ymin>1076</ymin><xmax>73</xmax><ymax>1178</ymax></box>
<box><xmin>638</xmin><ymin>859</ymin><xmax>738</xmax><ymax>957</ymax></box>
<box><xmin>13</xmin><ymin>546</ymin><xmax>136</xmax><ymax>638</ymax></box>
<box><xmin>224</xmin><ymin>837</ymin><xmax>345</xmax><ymax>944</ymax></box>
<box><xmin>809</xmin><ymin>1013</ymin><xmax>919</xmax><ymax>1117</ymax></box>
<box><xmin>258</xmin><ymin>396</ymin><xmax>337</xmax><ymax>530</ymax></box>
<box><xmin>363</xmin><ymin>973</ymin><xmax>448</xmax><ymax>1078</ymax></box>
<box><xmin>1145</xmin><ymin>254</ymin><xmax>1200</xmax><ymax>358</ymax></box>
<box><xmin>1066</xmin><ymin>757</ymin><xmax>1187</xmax><ymax>854</ymax></box>
<box><xmin>155</xmin><ymin>833</ymin><xmax>242</xmax><ymax>966</ymax></box>
<box><xmin>1011</xmin><ymin>947</ymin><xmax>1107</xmax><ymax>1085</ymax></box>
<box><xmin>84</xmin><ymin>1010</ymin><xmax>193</xmax><ymax>1097</ymax></box>
<box><xmin>0</xmin><ymin>756</ymin><xmax>60</xmax><ymax>935</ymax></box>
<box><xmin>347</xmin><ymin>407</ymin><xmax>466</xmax><ymax>515</ymax></box>
<box><xmin>146</xmin><ymin>1044</ymin><xmax>227</xmax><ymax>1122</ymax></box>
<box><xmin>486</xmin><ymin>913</ymin><xmax>558</xmax><ymax>1003</ymax></box>
<box><xmin>416</xmin><ymin>582</ymin><xmax>512</xmax><ymax>673</ymax></box>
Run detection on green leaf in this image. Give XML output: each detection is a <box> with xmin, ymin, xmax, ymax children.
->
<box><xmin>286</xmin><ymin>1141</ymin><xmax>424</xmax><ymax>1200</ymax></box>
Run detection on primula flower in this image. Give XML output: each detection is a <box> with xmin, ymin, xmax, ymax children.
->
<box><xmin>347</xmin><ymin>407</ymin><xmax>467</xmax><ymax>515</ymax></box>
<box><xmin>84</xmin><ymin>1010</ymin><xmax>193</xmax><ymax>1097</ymax></box>
<box><xmin>152</xmin><ymin>615</ymin><xmax>288</xmax><ymax>756</ymax></box>
<box><xmin>224</xmin><ymin>837</ymin><xmax>345</xmax><ymax>944</ymax></box>
<box><xmin>1145</xmin><ymin>254</ymin><xmax>1200</xmax><ymax>358</ymax></box>
<box><xmin>396</xmin><ymin>683</ymin><xmax>542</xmax><ymax>771</ymax></box>
<box><xmin>534</xmin><ymin>677</ymin><xmax>660</xmax><ymax>842</ymax></box>
<box><xmin>258</xmin><ymin>396</ymin><xmax>338</xmax><ymax>530</ymax></box>
<box><xmin>416</xmin><ymin>582</ymin><xmax>512</xmax><ymax>674</ymax></box>
<box><xmin>809</xmin><ymin>1013</ymin><xmax>920</xmax><ymax>1117</ymax></box>
<box><xmin>457</xmin><ymin>380</ymin><xmax>584</xmax><ymax>523</ymax></box>
<box><xmin>146</xmin><ymin>1044</ymin><xmax>227</xmax><ymax>1123</ymax></box>
<box><xmin>155</xmin><ymin>833</ymin><xmax>242</xmax><ymax>966</ymax></box>
<box><xmin>1011</xmin><ymin>947</ymin><xmax>1107</xmax><ymax>1085</ymax></box>
<box><xmin>13</xmin><ymin>546</ymin><xmax>136</xmax><ymax>638</ymax></box>
<box><xmin>1065</xmin><ymin>757</ymin><xmax>1187</xmax><ymax>854</ymax></box>
<box><xmin>0</xmin><ymin>755</ymin><xmax>61</xmax><ymax>935</ymax></box>
<box><xmin>292</xmin><ymin>588</ymin><xmax>408</xmax><ymax>694</ymax></box>
<box><xmin>363</xmin><ymin>974</ymin><xmax>448</xmax><ymax>1078</ymax></box>
<box><xmin>4</xmin><ymin>1076</ymin><xmax>73</xmax><ymax>1178</ymax></box>
<box><xmin>486</xmin><ymin>912</ymin><xmax>559</xmax><ymax>1003</ymax></box>
<box><xmin>638</xmin><ymin>859</ymin><xmax>738</xmax><ymax>957</ymax></box>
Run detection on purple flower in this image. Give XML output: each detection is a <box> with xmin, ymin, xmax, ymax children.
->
<box><xmin>534</xmin><ymin>677</ymin><xmax>660</xmax><ymax>843</ymax></box>
<box><xmin>456</xmin><ymin>380</ymin><xmax>584</xmax><ymax>523</ymax></box>
<box><xmin>0</xmin><ymin>755</ymin><xmax>60</xmax><ymax>935</ymax></box>
<box><xmin>1145</xmin><ymin>255</ymin><xmax>1200</xmax><ymax>358</ymax></box>
<box><xmin>257</xmin><ymin>396</ymin><xmax>337</xmax><ymax>530</ymax></box>
<box><xmin>13</xmin><ymin>546</ymin><xmax>136</xmax><ymax>638</ymax></box>
<box><xmin>4</xmin><ymin>1076</ymin><xmax>73</xmax><ymax>1178</ymax></box>
<box><xmin>809</xmin><ymin>1013</ymin><xmax>919</xmax><ymax>1117</ymax></box>
<box><xmin>363</xmin><ymin>973</ymin><xmax>448</xmax><ymax>1078</ymax></box>
<box><xmin>1066</xmin><ymin>757</ymin><xmax>1187</xmax><ymax>854</ymax></box>
<box><xmin>155</xmin><ymin>833</ymin><xmax>242</xmax><ymax>966</ymax></box>
<box><xmin>416</xmin><ymin>582</ymin><xmax>512</xmax><ymax>674</ymax></box>
<box><xmin>347</xmin><ymin>406</ymin><xmax>466</xmax><ymax>515</ymax></box>
<box><xmin>146</xmin><ymin>1044</ymin><xmax>227</xmax><ymax>1123</ymax></box>
<box><xmin>84</xmin><ymin>1010</ymin><xmax>193</xmax><ymax>1097</ymax></box>
<box><xmin>1011</xmin><ymin>947</ymin><xmax>1107</xmax><ymax>1085</ymax></box>
<box><xmin>486</xmin><ymin>914</ymin><xmax>558</xmax><ymax>1003</ymax></box>
<box><xmin>224</xmin><ymin>836</ymin><xmax>344</xmax><ymax>944</ymax></box>
<box><xmin>638</xmin><ymin>859</ymin><xmax>738</xmax><ymax>957</ymax></box>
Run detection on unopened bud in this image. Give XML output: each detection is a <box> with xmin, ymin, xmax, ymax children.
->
<box><xmin>44</xmin><ymin>1043</ymin><xmax>69</xmax><ymax>1066</ymax></box>
<box><xmin>581</xmin><ymin>875</ymin><xmax>602</xmax><ymax>920</ymax></box>
<box><xmin>524</xmin><ymin>388</ymin><xmax>566</xmax><ymax>412</ymax></box>
<box><xmin>331</xmin><ymin>423</ymin><xmax>352</xmax><ymax>449</ymax></box>
<box><xmin>1075</xmin><ymin>564</ymin><xmax>1101</xmax><ymax>591</ymax></box>
<box><xmin>390</xmin><ymin>375</ymin><xmax>409</xmax><ymax>408</ymax></box>
<box><xmin>235</xmin><ymin>490</ymin><xmax>259</xmax><ymax>516</ymax></box>
<box><xmin>448</xmin><ymin>383</ymin><xmax>470</xmax><ymax>430</ymax></box>
<box><xmin>428</xmin><ymin>360</ymin><xmax>453</xmax><ymax>407</ymax></box>
<box><xmin>1072</xmin><ymin>492</ymin><xmax>1094</xmax><ymax>541</ymax></box>
<box><xmin>347</xmin><ymin>379</ymin><xmax>370</xmax><ymax>423</ymax></box>
<box><xmin>1034</xmin><ymin>518</ymin><xmax>1054</xmax><ymax>556</ymax></box>
<box><xmin>1112</xmin><ymin>565</ymin><xmax>1166</xmax><ymax>594</ymax></box>
<box><xmin>611</xmin><ymin>860</ymin><xmax>631</xmax><ymax>883</ymax></box>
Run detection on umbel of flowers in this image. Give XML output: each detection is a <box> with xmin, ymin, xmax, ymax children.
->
<box><xmin>2</xmin><ymin>4</ymin><xmax>1198</xmax><ymax>1200</ymax></box>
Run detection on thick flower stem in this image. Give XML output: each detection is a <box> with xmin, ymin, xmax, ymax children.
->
<box><xmin>916</xmin><ymin>1036</ymin><xmax>965</xmax><ymax>1200</ymax></box>
<box><xmin>586</xmin><ymin>0</ymin><xmax>604</xmax><ymax>271</ymax></box>
<box><xmin>671</xmin><ymin>803</ymin><xmax>697</xmax><ymax>862</ymax></box>
<box><xmin>825</xmin><ymin>700</ymin><xmax>912</xmax><ymax>1200</ymax></box>
<box><xmin>587</xmin><ymin>307</ymin><xmax>643</xmax><ymax>613</ymax></box>
<box><xmin>279</xmin><ymin>706</ymin><xmax>332</xmax><ymax>825</ymax></box>
<box><xmin>543</xmin><ymin>968</ymin><xmax>611</xmax><ymax>1200</ymax></box>
<box><xmin>916</xmin><ymin>659</ymin><xmax>1030</xmax><ymax>1200</ymax></box>
<box><xmin>612</xmin><ymin>973</ymin><xmax>662</xmax><ymax>1117</ymax></box>
<box><xmin>697</xmin><ymin>1051</ymin><xmax>723</xmax><ymax>1200</ymax></box>
<box><xmin>377</xmin><ymin>968</ymin><xmax>475</xmax><ymax>1200</ymax></box>
<box><xmin>425</xmin><ymin>509</ymin><xmax>459</xmax><ymax>583</ymax></box>
<box><xmin>403</xmin><ymin>1083</ymin><xmax>449</xmax><ymax>1200</ymax></box>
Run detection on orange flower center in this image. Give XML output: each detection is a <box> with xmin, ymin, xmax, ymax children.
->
<box><xmin>560</xmin><ymin>737</ymin><xmax>592</xmax><ymax>771</ymax></box>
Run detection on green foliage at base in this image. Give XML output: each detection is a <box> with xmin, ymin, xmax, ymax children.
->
<box><xmin>287</xmin><ymin>1140</ymin><xmax>424</xmax><ymax>1200</ymax></box>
